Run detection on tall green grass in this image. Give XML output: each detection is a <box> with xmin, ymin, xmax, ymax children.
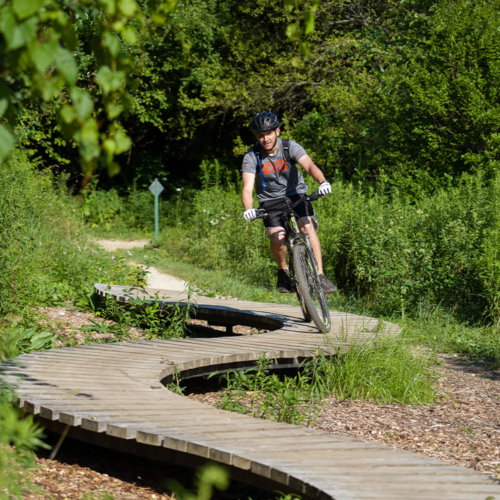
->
<box><xmin>217</xmin><ymin>343</ymin><xmax>437</xmax><ymax>425</ymax></box>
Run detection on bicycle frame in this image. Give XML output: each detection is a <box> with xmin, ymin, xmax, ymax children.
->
<box><xmin>283</xmin><ymin>204</ymin><xmax>320</xmax><ymax>292</ymax></box>
<box><xmin>255</xmin><ymin>191</ymin><xmax>331</xmax><ymax>332</ymax></box>
<box><xmin>258</xmin><ymin>193</ymin><xmax>322</xmax><ymax>291</ymax></box>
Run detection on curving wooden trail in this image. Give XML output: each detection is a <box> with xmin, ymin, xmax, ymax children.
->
<box><xmin>1</xmin><ymin>284</ymin><xmax>499</xmax><ymax>500</ymax></box>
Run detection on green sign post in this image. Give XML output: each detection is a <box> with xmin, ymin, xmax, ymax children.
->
<box><xmin>148</xmin><ymin>178</ymin><xmax>164</xmax><ymax>247</ymax></box>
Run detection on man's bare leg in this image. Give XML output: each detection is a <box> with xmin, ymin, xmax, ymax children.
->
<box><xmin>298</xmin><ymin>217</ymin><xmax>323</xmax><ymax>274</ymax></box>
<box><xmin>268</xmin><ymin>226</ymin><xmax>287</xmax><ymax>269</ymax></box>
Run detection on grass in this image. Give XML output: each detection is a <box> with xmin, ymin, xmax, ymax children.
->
<box><xmin>215</xmin><ymin>341</ymin><xmax>437</xmax><ymax>427</ymax></box>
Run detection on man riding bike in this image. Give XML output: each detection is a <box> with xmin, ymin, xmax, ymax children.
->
<box><xmin>240</xmin><ymin>112</ymin><xmax>337</xmax><ymax>295</ymax></box>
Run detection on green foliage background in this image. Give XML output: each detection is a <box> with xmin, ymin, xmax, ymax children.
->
<box><xmin>4</xmin><ymin>0</ymin><xmax>497</xmax><ymax>197</ymax></box>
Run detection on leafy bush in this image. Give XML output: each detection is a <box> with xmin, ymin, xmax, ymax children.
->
<box><xmin>0</xmin><ymin>152</ymin><xmax>153</xmax><ymax>497</ymax></box>
<box><xmin>0</xmin><ymin>332</ymin><xmax>49</xmax><ymax>499</ymax></box>
<box><xmin>0</xmin><ymin>390</ymin><xmax>47</xmax><ymax>499</ymax></box>
<box><xmin>82</xmin><ymin>188</ymin><xmax>124</xmax><ymax>230</ymax></box>
<box><xmin>291</xmin><ymin>0</ymin><xmax>500</xmax><ymax>196</ymax></box>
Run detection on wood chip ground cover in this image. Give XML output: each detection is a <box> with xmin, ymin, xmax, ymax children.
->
<box><xmin>26</xmin><ymin>306</ymin><xmax>500</xmax><ymax>498</ymax></box>
<box><xmin>188</xmin><ymin>354</ymin><xmax>500</xmax><ymax>478</ymax></box>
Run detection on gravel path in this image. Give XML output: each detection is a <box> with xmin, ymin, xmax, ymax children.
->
<box><xmin>94</xmin><ymin>239</ymin><xmax>187</xmax><ymax>291</ymax></box>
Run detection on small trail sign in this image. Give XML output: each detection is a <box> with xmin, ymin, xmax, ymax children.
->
<box><xmin>149</xmin><ymin>179</ymin><xmax>164</xmax><ymax>246</ymax></box>
<box><xmin>149</xmin><ymin>179</ymin><xmax>164</xmax><ymax>196</ymax></box>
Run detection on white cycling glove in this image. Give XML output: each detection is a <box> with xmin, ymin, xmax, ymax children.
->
<box><xmin>318</xmin><ymin>181</ymin><xmax>332</xmax><ymax>197</ymax></box>
<box><xmin>244</xmin><ymin>208</ymin><xmax>257</xmax><ymax>222</ymax></box>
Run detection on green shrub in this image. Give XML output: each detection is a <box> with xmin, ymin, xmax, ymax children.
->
<box><xmin>82</xmin><ymin>187</ymin><xmax>124</xmax><ymax>230</ymax></box>
<box><xmin>0</xmin><ymin>334</ymin><xmax>48</xmax><ymax>499</ymax></box>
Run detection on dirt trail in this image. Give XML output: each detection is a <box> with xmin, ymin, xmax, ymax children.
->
<box><xmin>95</xmin><ymin>239</ymin><xmax>187</xmax><ymax>291</ymax></box>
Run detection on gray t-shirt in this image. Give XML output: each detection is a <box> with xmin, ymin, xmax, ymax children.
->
<box><xmin>240</xmin><ymin>139</ymin><xmax>309</xmax><ymax>202</ymax></box>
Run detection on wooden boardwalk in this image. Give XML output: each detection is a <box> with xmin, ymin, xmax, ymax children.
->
<box><xmin>1</xmin><ymin>284</ymin><xmax>499</xmax><ymax>500</ymax></box>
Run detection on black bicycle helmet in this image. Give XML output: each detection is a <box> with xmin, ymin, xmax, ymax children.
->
<box><xmin>251</xmin><ymin>112</ymin><xmax>280</xmax><ymax>132</ymax></box>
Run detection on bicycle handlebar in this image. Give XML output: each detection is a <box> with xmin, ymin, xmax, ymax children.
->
<box><xmin>254</xmin><ymin>191</ymin><xmax>321</xmax><ymax>220</ymax></box>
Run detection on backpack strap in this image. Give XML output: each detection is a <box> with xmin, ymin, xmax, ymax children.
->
<box><xmin>281</xmin><ymin>139</ymin><xmax>297</xmax><ymax>166</ymax></box>
<box><xmin>253</xmin><ymin>139</ymin><xmax>296</xmax><ymax>192</ymax></box>
<box><xmin>253</xmin><ymin>143</ymin><xmax>266</xmax><ymax>191</ymax></box>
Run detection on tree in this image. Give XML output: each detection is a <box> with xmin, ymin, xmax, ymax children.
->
<box><xmin>0</xmin><ymin>0</ymin><xmax>176</xmax><ymax>182</ymax></box>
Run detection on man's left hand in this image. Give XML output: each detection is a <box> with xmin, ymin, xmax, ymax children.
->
<box><xmin>318</xmin><ymin>181</ymin><xmax>332</xmax><ymax>197</ymax></box>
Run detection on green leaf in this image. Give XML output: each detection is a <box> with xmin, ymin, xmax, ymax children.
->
<box><xmin>0</xmin><ymin>6</ymin><xmax>16</xmax><ymax>41</ymax></box>
<box><xmin>299</xmin><ymin>41</ymin><xmax>311</xmax><ymax>57</ymax></box>
<box><xmin>30</xmin><ymin>39</ymin><xmax>59</xmax><ymax>73</ymax></box>
<box><xmin>0</xmin><ymin>124</ymin><xmax>16</xmax><ymax>162</ymax></box>
<box><xmin>105</xmin><ymin>101</ymin><xmax>124</xmax><ymax>120</ymax></box>
<box><xmin>108</xmin><ymin>161</ymin><xmax>120</xmax><ymax>177</ymax></box>
<box><xmin>99</xmin><ymin>0</ymin><xmax>116</xmax><ymax>15</ymax></box>
<box><xmin>304</xmin><ymin>10</ymin><xmax>315</xmax><ymax>35</ymax></box>
<box><xmin>75</xmin><ymin>118</ymin><xmax>99</xmax><ymax>162</ymax></box>
<box><xmin>60</xmin><ymin>104</ymin><xmax>76</xmax><ymax>124</ymax></box>
<box><xmin>70</xmin><ymin>88</ymin><xmax>93</xmax><ymax>120</ymax></box>
<box><xmin>12</xmin><ymin>0</ymin><xmax>44</xmax><ymax>20</ymax></box>
<box><xmin>96</xmin><ymin>67</ymin><xmax>125</xmax><ymax>94</ymax></box>
<box><xmin>113</xmin><ymin>128</ymin><xmax>131</xmax><ymax>154</ymax></box>
<box><xmin>286</xmin><ymin>21</ymin><xmax>301</xmax><ymax>40</ymax></box>
<box><xmin>55</xmin><ymin>47</ymin><xmax>78</xmax><ymax>85</ymax></box>
<box><xmin>150</xmin><ymin>12</ymin><xmax>165</xmax><ymax>24</ymax></box>
<box><xmin>103</xmin><ymin>32</ymin><xmax>121</xmax><ymax>57</ymax></box>
<box><xmin>121</xmin><ymin>26</ymin><xmax>137</xmax><ymax>45</ymax></box>
<box><xmin>30</xmin><ymin>331</ymin><xmax>54</xmax><ymax>351</ymax></box>
<box><xmin>0</xmin><ymin>81</ymin><xmax>9</xmax><ymax>118</ymax></box>
<box><xmin>0</xmin><ymin>7</ymin><xmax>38</xmax><ymax>50</ymax></box>
<box><xmin>283</xmin><ymin>0</ymin><xmax>296</xmax><ymax>12</ymax></box>
<box><xmin>118</xmin><ymin>0</ymin><xmax>137</xmax><ymax>16</ymax></box>
<box><xmin>54</xmin><ymin>19</ymin><xmax>78</xmax><ymax>51</ymax></box>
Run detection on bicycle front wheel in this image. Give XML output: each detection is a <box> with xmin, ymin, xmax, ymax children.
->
<box><xmin>292</xmin><ymin>244</ymin><xmax>331</xmax><ymax>333</ymax></box>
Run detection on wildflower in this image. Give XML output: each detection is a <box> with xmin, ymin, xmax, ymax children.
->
<box><xmin>176</xmin><ymin>188</ymin><xmax>182</xmax><ymax>192</ymax></box>
<box><xmin>127</xmin><ymin>251</ymin><xmax>133</xmax><ymax>256</ymax></box>
<box><xmin>63</xmin><ymin>252</ymin><xmax>66</xmax><ymax>255</ymax></box>
<box><xmin>111</xmin><ymin>256</ymin><xmax>115</xmax><ymax>260</ymax></box>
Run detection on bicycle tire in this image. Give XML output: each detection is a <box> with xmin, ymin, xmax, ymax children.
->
<box><xmin>292</xmin><ymin>244</ymin><xmax>331</xmax><ymax>333</ymax></box>
<box><xmin>290</xmin><ymin>253</ymin><xmax>312</xmax><ymax>323</ymax></box>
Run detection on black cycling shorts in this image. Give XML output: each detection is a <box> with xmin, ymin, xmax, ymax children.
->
<box><xmin>259</xmin><ymin>194</ymin><xmax>315</xmax><ymax>229</ymax></box>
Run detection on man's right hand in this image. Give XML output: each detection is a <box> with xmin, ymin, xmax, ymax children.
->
<box><xmin>244</xmin><ymin>208</ymin><xmax>257</xmax><ymax>222</ymax></box>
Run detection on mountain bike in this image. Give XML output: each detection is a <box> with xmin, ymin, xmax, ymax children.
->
<box><xmin>255</xmin><ymin>192</ymin><xmax>331</xmax><ymax>333</ymax></box>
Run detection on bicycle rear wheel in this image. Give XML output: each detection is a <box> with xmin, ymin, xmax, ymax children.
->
<box><xmin>292</xmin><ymin>244</ymin><xmax>331</xmax><ymax>333</ymax></box>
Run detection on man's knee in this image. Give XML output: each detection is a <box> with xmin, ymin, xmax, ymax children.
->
<box><xmin>298</xmin><ymin>216</ymin><xmax>317</xmax><ymax>235</ymax></box>
<box><xmin>268</xmin><ymin>227</ymin><xmax>286</xmax><ymax>246</ymax></box>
